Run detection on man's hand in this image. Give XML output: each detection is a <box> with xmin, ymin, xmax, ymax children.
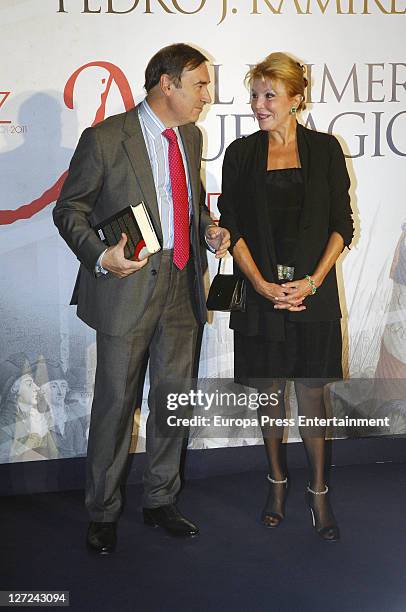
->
<box><xmin>101</xmin><ymin>233</ymin><xmax>149</xmax><ymax>278</ymax></box>
<box><xmin>205</xmin><ymin>225</ymin><xmax>231</xmax><ymax>259</ymax></box>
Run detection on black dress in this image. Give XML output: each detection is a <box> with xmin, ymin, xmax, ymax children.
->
<box><xmin>234</xmin><ymin>168</ymin><xmax>343</xmax><ymax>385</ymax></box>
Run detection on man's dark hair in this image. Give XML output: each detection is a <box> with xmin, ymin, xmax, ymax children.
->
<box><xmin>144</xmin><ymin>43</ymin><xmax>208</xmax><ymax>92</ymax></box>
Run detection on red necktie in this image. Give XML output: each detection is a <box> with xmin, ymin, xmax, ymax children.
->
<box><xmin>162</xmin><ymin>128</ymin><xmax>190</xmax><ymax>270</ymax></box>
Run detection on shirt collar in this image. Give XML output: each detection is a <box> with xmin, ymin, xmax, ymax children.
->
<box><xmin>139</xmin><ymin>98</ymin><xmax>176</xmax><ymax>141</ymax></box>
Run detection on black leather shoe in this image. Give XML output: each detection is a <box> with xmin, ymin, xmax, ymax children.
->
<box><xmin>86</xmin><ymin>521</ymin><xmax>117</xmax><ymax>554</ymax></box>
<box><xmin>143</xmin><ymin>504</ymin><xmax>199</xmax><ymax>537</ymax></box>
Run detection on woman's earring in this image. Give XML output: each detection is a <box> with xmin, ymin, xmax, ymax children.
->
<box><xmin>290</xmin><ymin>106</ymin><xmax>297</xmax><ymax>114</ymax></box>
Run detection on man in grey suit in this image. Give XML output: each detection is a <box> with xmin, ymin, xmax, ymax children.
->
<box><xmin>53</xmin><ymin>44</ymin><xmax>230</xmax><ymax>554</ymax></box>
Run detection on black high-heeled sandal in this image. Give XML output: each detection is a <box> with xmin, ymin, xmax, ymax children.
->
<box><xmin>306</xmin><ymin>483</ymin><xmax>340</xmax><ymax>542</ymax></box>
<box><xmin>261</xmin><ymin>474</ymin><xmax>288</xmax><ymax>528</ymax></box>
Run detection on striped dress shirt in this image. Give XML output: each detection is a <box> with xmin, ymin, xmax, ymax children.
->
<box><xmin>138</xmin><ymin>99</ymin><xmax>192</xmax><ymax>250</ymax></box>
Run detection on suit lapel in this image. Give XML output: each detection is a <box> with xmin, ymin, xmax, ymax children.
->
<box><xmin>179</xmin><ymin>124</ymin><xmax>200</xmax><ymax>217</ymax></box>
<box><xmin>122</xmin><ymin>107</ymin><xmax>162</xmax><ymax>241</ymax></box>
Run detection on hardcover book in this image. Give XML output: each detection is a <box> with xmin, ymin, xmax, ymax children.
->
<box><xmin>94</xmin><ymin>201</ymin><xmax>161</xmax><ymax>260</ymax></box>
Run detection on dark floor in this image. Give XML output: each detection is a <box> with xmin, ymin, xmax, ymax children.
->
<box><xmin>2</xmin><ymin>462</ymin><xmax>406</xmax><ymax>612</ymax></box>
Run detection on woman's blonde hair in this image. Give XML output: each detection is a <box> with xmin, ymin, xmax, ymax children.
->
<box><xmin>245</xmin><ymin>52</ymin><xmax>308</xmax><ymax>111</ymax></box>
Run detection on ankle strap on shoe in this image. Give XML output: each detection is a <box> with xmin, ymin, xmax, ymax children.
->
<box><xmin>306</xmin><ymin>483</ymin><xmax>328</xmax><ymax>495</ymax></box>
<box><xmin>267</xmin><ymin>474</ymin><xmax>288</xmax><ymax>485</ymax></box>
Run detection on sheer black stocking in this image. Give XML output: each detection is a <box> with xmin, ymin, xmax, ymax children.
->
<box><xmin>295</xmin><ymin>382</ymin><xmax>337</xmax><ymax>535</ymax></box>
<box><xmin>258</xmin><ymin>380</ymin><xmax>288</xmax><ymax>527</ymax></box>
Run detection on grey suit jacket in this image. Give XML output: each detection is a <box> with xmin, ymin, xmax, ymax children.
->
<box><xmin>53</xmin><ymin>105</ymin><xmax>212</xmax><ymax>335</ymax></box>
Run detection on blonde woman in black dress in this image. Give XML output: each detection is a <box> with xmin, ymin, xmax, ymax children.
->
<box><xmin>219</xmin><ymin>52</ymin><xmax>353</xmax><ymax>542</ymax></box>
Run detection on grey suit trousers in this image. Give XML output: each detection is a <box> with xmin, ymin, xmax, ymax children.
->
<box><xmin>85</xmin><ymin>251</ymin><xmax>200</xmax><ymax>521</ymax></box>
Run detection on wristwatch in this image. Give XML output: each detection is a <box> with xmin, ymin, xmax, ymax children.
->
<box><xmin>95</xmin><ymin>249</ymin><xmax>109</xmax><ymax>276</ymax></box>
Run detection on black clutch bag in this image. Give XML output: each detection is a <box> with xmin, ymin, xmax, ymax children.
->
<box><xmin>206</xmin><ymin>260</ymin><xmax>246</xmax><ymax>312</ymax></box>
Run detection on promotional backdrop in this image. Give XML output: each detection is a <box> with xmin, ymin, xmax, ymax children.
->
<box><xmin>1</xmin><ymin>0</ymin><xmax>405</xmax><ymax>462</ymax></box>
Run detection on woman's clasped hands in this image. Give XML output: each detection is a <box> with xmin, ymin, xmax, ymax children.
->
<box><xmin>254</xmin><ymin>277</ymin><xmax>315</xmax><ymax>311</ymax></box>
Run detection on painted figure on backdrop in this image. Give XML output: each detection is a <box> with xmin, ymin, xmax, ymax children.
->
<box><xmin>53</xmin><ymin>43</ymin><xmax>230</xmax><ymax>554</ymax></box>
<box><xmin>35</xmin><ymin>360</ymin><xmax>88</xmax><ymax>458</ymax></box>
<box><xmin>0</xmin><ymin>353</ymin><xmax>57</xmax><ymax>461</ymax></box>
<box><xmin>219</xmin><ymin>52</ymin><xmax>354</xmax><ymax>542</ymax></box>
<box><xmin>376</xmin><ymin>220</ymin><xmax>406</xmax><ymax>379</ymax></box>
<box><xmin>372</xmin><ymin>220</ymin><xmax>406</xmax><ymax>431</ymax></box>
